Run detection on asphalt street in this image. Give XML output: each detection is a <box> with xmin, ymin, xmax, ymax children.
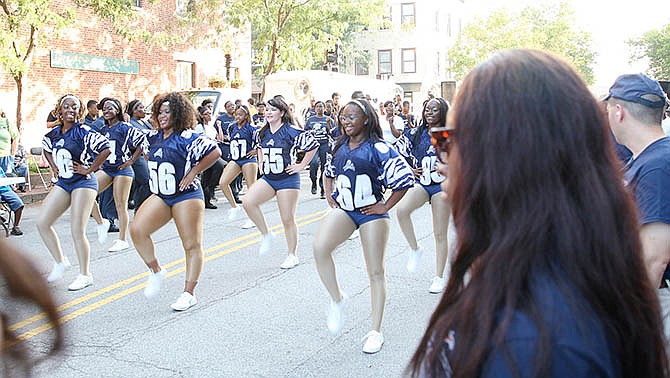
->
<box><xmin>2</xmin><ymin>172</ymin><xmax>453</xmax><ymax>378</ymax></box>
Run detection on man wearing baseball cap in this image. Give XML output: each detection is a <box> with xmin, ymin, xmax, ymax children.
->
<box><xmin>606</xmin><ymin>73</ymin><xmax>670</xmax><ymax>289</ymax></box>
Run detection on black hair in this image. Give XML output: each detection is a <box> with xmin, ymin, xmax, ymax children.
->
<box><xmin>86</xmin><ymin>100</ymin><xmax>98</xmax><ymax>109</ymax></box>
<box><xmin>98</xmin><ymin>97</ymin><xmax>124</xmax><ymax>123</ymax></box>
<box><xmin>332</xmin><ymin>99</ymin><xmax>382</xmax><ymax>155</ymax></box>
<box><xmin>125</xmin><ymin>99</ymin><xmax>143</xmax><ymax>116</ymax></box>
<box><xmin>201</xmin><ymin>99</ymin><xmax>214</xmax><ymax>107</ymax></box>
<box><xmin>259</xmin><ymin>95</ymin><xmax>293</xmax><ymax>141</ymax></box>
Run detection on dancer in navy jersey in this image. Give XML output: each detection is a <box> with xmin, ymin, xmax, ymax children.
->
<box><xmin>130</xmin><ymin>92</ymin><xmax>220</xmax><ymax>311</ymax></box>
<box><xmin>242</xmin><ymin>95</ymin><xmax>318</xmax><ymax>269</ymax></box>
<box><xmin>37</xmin><ymin>94</ymin><xmax>111</xmax><ymax>291</ymax></box>
<box><xmin>220</xmin><ymin>105</ymin><xmax>259</xmax><ymax>221</ymax></box>
<box><xmin>90</xmin><ymin>97</ymin><xmax>147</xmax><ymax>252</ymax></box>
<box><xmin>395</xmin><ymin>98</ymin><xmax>452</xmax><ymax>293</ymax></box>
<box><xmin>313</xmin><ymin>99</ymin><xmax>414</xmax><ymax>354</ymax></box>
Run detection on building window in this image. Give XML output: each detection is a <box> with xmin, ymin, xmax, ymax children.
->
<box><xmin>355</xmin><ymin>59</ymin><xmax>369</xmax><ymax>76</ymax></box>
<box><xmin>401</xmin><ymin>3</ymin><xmax>415</xmax><ymax>26</ymax></box>
<box><xmin>378</xmin><ymin>50</ymin><xmax>392</xmax><ymax>75</ymax></box>
<box><xmin>176</xmin><ymin>0</ymin><xmax>191</xmax><ymax>16</ymax></box>
<box><xmin>402</xmin><ymin>48</ymin><xmax>416</xmax><ymax>73</ymax></box>
<box><xmin>176</xmin><ymin>61</ymin><xmax>194</xmax><ymax>88</ymax></box>
<box><xmin>133</xmin><ymin>0</ymin><xmax>141</xmax><ymax>7</ymax></box>
<box><xmin>381</xmin><ymin>6</ymin><xmax>392</xmax><ymax>29</ymax></box>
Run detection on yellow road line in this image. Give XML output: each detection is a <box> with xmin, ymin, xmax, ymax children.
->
<box><xmin>15</xmin><ymin>211</ymin><xmax>327</xmax><ymax>341</ymax></box>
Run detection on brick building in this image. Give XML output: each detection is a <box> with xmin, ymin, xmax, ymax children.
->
<box><xmin>0</xmin><ymin>0</ymin><xmax>251</xmax><ymax>149</ymax></box>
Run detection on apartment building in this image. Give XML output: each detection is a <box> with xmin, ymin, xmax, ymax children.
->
<box><xmin>348</xmin><ymin>0</ymin><xmax>466</xmax><ymax>108</ymax></box>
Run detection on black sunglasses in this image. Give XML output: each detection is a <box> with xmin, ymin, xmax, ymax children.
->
<box><xmin>430</xmin><ymin>127</ymin><xmax>456</xmax><ymax>163</ymax></box>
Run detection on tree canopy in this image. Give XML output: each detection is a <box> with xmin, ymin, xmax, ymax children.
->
<box><xmin>222</xmin><ymin>0</ymin><xmax>386</xmax><ymax>76</ymax></box>
<box><xmin>448</xmin><ymin>2</ymin><xmax>596</xmax><ymax>84</ymax></box>
<box><xmin>628</xmin><ymin>23</ymin><xmax>670</xmax><ymax>80</ymax></box>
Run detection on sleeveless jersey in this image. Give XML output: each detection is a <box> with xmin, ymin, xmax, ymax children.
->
<box><xmin>396</xmin><ymin>126</ymin><xmax>445</xmax><ymax>186</ymax></box>
<box><xmin>325</xmin><ymin>139</ymin><xmax>414</xmax><ymax>211</ymax></box>
<box><xmin>42</xmin><ymin>122</ymin><xmax>110</xmax><ymax>185</ymax></box>
<box><xmin>98</xmin><ymin>121</ymin><xmax>148</xmax><ymax>171</ymax></box>
<box><xmin>227</xmin><ymin>122</ymin><xmax>259</xmax><ymax>161</ymax></box>
<box><xmin>146</xmin><ymin>129</ymin><xmax>218</xmax><ymax>200</ymax></box>
<box><xmin>256</xmin><ymin>123</ymin><xmax>318</xmax><ymax>181</ymax></box>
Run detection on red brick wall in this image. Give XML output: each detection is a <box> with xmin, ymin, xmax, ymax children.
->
<box><xmin>0</xmin><ymin>0</ymin><xmax>205</xmax><ymax>148</ymax></box>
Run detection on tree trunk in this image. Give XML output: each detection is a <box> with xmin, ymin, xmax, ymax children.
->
<box><xmin>264</xmin><ymin>38</ymin><xmax>278</xmax><ymax>77</ymax></box>
<box><xmin>14</xmin><ymin>73</ymin><xmax>22</xmax><ymax>134</ymax></box>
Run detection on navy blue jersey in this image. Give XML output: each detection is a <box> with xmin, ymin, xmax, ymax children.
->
<box><xmin>396</xmin><ymin>127</ymin><xmax>445</xmax><ymax>186</ymax></box>
<box><xmin>305</xmin><ymin>116</ymin><xmax>336</xmax><ymax>144</ymax></box>
<box><xmin>252</xmin><ymin>114</ymin><xmax>266</xmax><ymax>127</ymax></box>
<box><xmin>420</xmin><ymin>272</ymin><xmax>618</xmax><ymax>377</ymax></box>
<box><xmin>624</xmin><ymin>137</ymin><xmax>670</xmax><ymax>225</ymax></box>
<box><xmin>228</xmin><ymin>122</ymin><xmax>258</xmax><ymax>161</ymax></box>
<box><xmin>146</xmin><ymin>129</ymin><xmax>218</xmax><ymax>200</ymax></box>
<box><xmin>83</xmin><ymin>115</ymin><xmax>104</xmax><ymax>132</ymax></box>
<box><xmin>399</xmin><ymin>113</ymin><xmax>415</xmax><ymax>129</ymax></box>
<box><xmin>42</xmin><ymin>123</ymin><xmax>110</xmax><ymax>184</ymax></box>
<box><xmin>215</xmin><ymin>113</ymin><xmax>235</xmax><ymax>144</ymax></box>
<box><xmin>325</xmin><ymin>139</ymin><xmax>414</xmax><ymax>211</ymax></box>
<box><xmin>98</xmin><ymin>121</ymin><xmax>148</xmax><ymax>171</ymax></box>
<box><xmin>256</xmin><ymin>123</ymin><xmax>318</xmax><ymax>181</ymax></box>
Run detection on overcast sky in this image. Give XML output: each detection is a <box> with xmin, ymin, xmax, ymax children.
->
<box><xmin>464</xmin><ymin>0</ymin><xmax>670</xmax><ymax>92</ymax></box>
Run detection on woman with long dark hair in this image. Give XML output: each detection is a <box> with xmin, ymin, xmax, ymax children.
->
<box><xmin>409</xmin><ymin>49</ymin><xmax>668</xmax><ymax>377</ymax></box>
<box><xmin>313</xmin><ymin>99</ymin><xmax>413</xmax><ymax>354</ymax></box>
<box><xmin>242</xmin><ymin>95</ymin><xmax>317</xmax><ymax>269</ymax></box>
<box><xmin>395</xmin><ymin>98</ymin><xmax>452</xmax><ymax>293</ymax></box>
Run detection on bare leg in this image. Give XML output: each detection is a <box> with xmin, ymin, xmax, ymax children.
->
<box><xmin>313</xmin><ymin>209</ymin><xmax>356</xmax><ymax>302</ymax></box>
<box><xmin>219</xmin><ymin>162</ymin><xmax>242</xmax><ymax>208</ymax></box>
<box><xmin>359</xmin><ymin>218</ymin><xmax>390</xmax><ymax>332</ymax></box>
<box><xmin>430</xmin><ymin>191</ymin><xmax>451</xmax><ymax>278</ymax></box>
<box><xmin>91</xmin><ymin>171</ymin><xmax>113</xmax><ymax>225</ymax></box>
<box><xmin>36</xmin><ymin>186</ymin><xmax>71</xmax><ymax>263</ymax></box>
<box><xmin>129</xmin><ymin>195</ymin><xmax>172</xmax><ymax>272</ymax></box>
<box><xmin>276</xmin><ymin>189</ymin><xmax>299</xmax><ymax>255</ymax></box>
<box><xmin>69</xmin><ymin>188</ymin><xmax>98</xmax><ymax>275</ymax></box>
<box><xmin>241</xmin><ymin>162</ymin><xmax>258</xmax><ymax>190</ymax></box>
<box><xmin>172</xmin><ymin>198</ymin><xmax>205</xmax><ymax>294</ymax></box>
<box><xmin>395</xmin><ymin>186</ymin><xmax>429</xmax><ymax>250</ymax></box>
<box><xmin>241</xmin><ymin>179</ymin><xmax>275</xmax><ymax>235</ymax></box>
<box><xmin>112</xmin><ymin>175</ymin><xmax>133</xmax><ymax>241</ymax></box>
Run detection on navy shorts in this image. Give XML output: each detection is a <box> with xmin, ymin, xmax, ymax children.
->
<box><xmin>56</xmin><ymin>176</ymin><xmax>98</xmax><ymax>193</ymax></box>
<box><xmin>0</xmin><ymin>189</ymin><xmax>24</xmax><ymax>211</ymax></box>
<box><xmin>420</xmin><ymin>183</ymin><xmax>442</xmax><ymax>198</ymax></box>
<box><xmin>261</xmin><ymin>174</ymin><xmax>300</xmax><ymax>191</ymax></box>
<box><xmin>344</xmin><ymin>209</ymin><xmax>389</xmax><ymax>229</ymax></box>
<box><xmin>159</xmin><ymin>188</ymin><xmax>204</xmax><ymax>207</ymax></box>
<box><xmin>233</xmin><ymin>157</ymin><xmax>258</xmax><ymax>167</ymax></box>
<box><xmin>218</xmin><ymin>143</ymin><xmax>231</xmax><ymax>161</ymax></box>
<box><xmin>102</xmin><ymin>166</ymin><xmax>134</xmax><ymax>178</ymax></box>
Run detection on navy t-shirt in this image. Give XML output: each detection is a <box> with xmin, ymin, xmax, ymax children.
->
<box><xmin>624</xmin><ymin>137</ymin><xmax>670</xmax><ymax>226</ymax></box>
<box><xmin>420</xmin><ymin>273</ymin><xmax>618</xmax><ymax>377</ymax></box>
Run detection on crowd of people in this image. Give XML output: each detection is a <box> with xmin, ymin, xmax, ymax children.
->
<box><xmin>4</xmin><ymin>48</ymin><xmax>670</xmax><ymax>376</ymax></box>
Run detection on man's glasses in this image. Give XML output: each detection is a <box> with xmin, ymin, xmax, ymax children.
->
<box><xmin>430</xmin><ymin>127</ymin><xmax>456</xmax><ymax>163</ymax></box>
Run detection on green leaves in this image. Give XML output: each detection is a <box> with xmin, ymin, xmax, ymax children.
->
<box><xmin>448</xmin><ymin>2</ymin><xmax>596</xmax><ymax>84</ymax></box>
<box><xmin>628</xmin><ymin>23</ymin><xmax>670</xmax><ymax>80</ymax></box>
<box><xmin>221</xmin><ymin>0</ymin><xmax>385</xmax><ymax>75</ymax></box>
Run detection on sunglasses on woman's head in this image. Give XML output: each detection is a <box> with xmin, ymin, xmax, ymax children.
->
<box><xmin>430</xmin><ymin>127</ymin><xmax>456</xmax><ymax>163</ymax></box>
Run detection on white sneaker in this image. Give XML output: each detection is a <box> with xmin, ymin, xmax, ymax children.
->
<box><xmin>280</xmin><ymin>254</ymin><xmax>299</xmax><ymax>269</ymax></box>
<box><xmin>171</xmin><ymin>292</ymin><xmax>197</xmax><ymax>311</ymax></box>
<box><xmin>143</xmin><ymin>268</ymin><xmax>167</xmax><ymax>299</ymax></box>
<box><xmin>228</xmin><ymin>206</ymin><xmax>242</xmax><ymax>221</ymax></box>
<box><xmin>108</xmin><ymin>239</ymin><xmax>129</xmax><ymax>252</ymax></box>
<box><xmin>241</xmin><ymin>219</ymin><xmax>256</xmax><ymax>229</ymax></box>
<box><xmin>97</xmin><ymin>219</ymin><xmax>110</xmax><ymax>244</ymax></box>
<box><xmin>429</xmin><ymin>276</ymin><xmax>446</xmax><ymax>294</ymax></box>
<box><xmin>259</xmin><ymin>232</ymin><xmax>276</xmax><ymax>256</ymax></box>
<box><xmin>68</xmin><ymin>274</ymin><xmax>93</xmax><ymax>291</ymax></box>
<box><xmin>362</xmin><ymin>330</ymin><xmax>384</xmax><ymax>354</ymax></box>
<box><xmin>406</xmin><ymin>247</ymin><xmax>423</xmax><ymax>273</ymax></box>
<box><xmin>327</xmin><ymin>293</ymin><xmax>347</xmax><ymax>334</ymax></box>
<box><xmin>47</xmin><ymin>257</ymin><xmax>71</xmax><ymax>282</ymax></box>
<box><xmin>348</xmin><ymin>229</ymin><xmax>360</xmax><ymax>240</ymax></box>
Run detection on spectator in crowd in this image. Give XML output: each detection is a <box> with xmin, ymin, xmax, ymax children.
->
<box><xmin>0</xmin><ymin>110</ymin><xmax>18</xmax><ymax>174</ymax></box>
<box><xmin>0</xmin><ymin>166</ymin><xmax>24</xmax><ymax>236</ymax></box>
<box><xmin>83</xmin><ymin>100</ymin><xmax>104</xmax><ymax>132</ymax></box>
<box><xmin>252</xmin><ymin>102</ymin><xmax>266</xmax><ymax>127</ymax></box>
<box><xmin>13</xmin><ymin>141</ymin><xmax>27</xmax><ymax>192</ymax></box>
<box><xmin>408</xmin><ymin>49</ymin><xmax>668</xmax><ymax>377</ymax></box>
